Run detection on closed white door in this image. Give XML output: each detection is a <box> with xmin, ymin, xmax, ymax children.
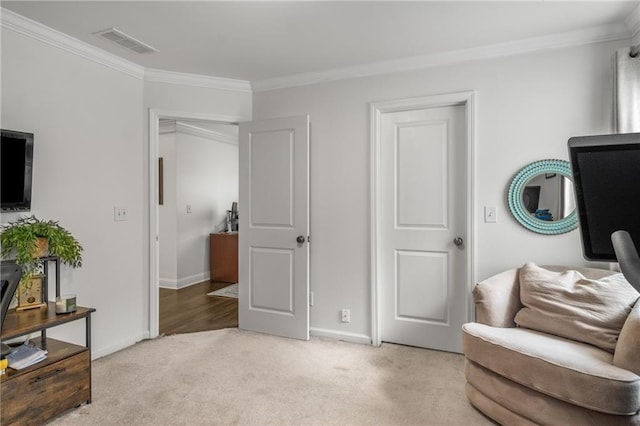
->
<box><xmin>238</xmin><ymin>115</ymin><xmax>310</xmax><ymax>340</ymax></box>
<box><xmin>379</xmin><ymin>104</ymin><xmax>467</xmax><ymax>353</ymax></box>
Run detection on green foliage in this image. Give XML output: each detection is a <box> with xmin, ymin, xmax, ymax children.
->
<box><xmin>0</xmin><ymin>215</ymin><xmax>83</xmax><ymax>279</ymax></box>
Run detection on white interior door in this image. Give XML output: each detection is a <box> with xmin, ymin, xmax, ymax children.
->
<box><xmin>238</xmin><ymin>115</ymin><xmax>310</xmax><ymax>340</ymax></box>
<box><xmin>379</xmin><ymin>104</ymin><xmax>467</xmax><ymax>353</ymax></box>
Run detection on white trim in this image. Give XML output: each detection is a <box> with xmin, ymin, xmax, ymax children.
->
<box><xmin>369</xmin><ymin>91</ymin><xmax>476</xmax><ymax>347</ymax></box>
<box><xmin>149</xmin><ymin>108</ymin><xmax>250</xmax><ymax>339</ymax></box>
<box><xmin>625</xmin><ymin>5</ymin><xmax>640</xmax><ymax>39</ymax></box>
<box><xmin>252</xmin><ymin>23</ymin><xmax>631</xmax><ymax>92</ymax></box>
<box><xmin>309</xmin><ymin>327</ymin><xmax>371</xmax><ymax>345</ymax></box>
<box><xmin>3</xmin><ymin>6</ymin><xmax>634</xmax><ymax>94</ymax></box>
<box><xmin>159</xmin><ymin>272</ymin><xmax>210</xmax><ymax>290</ymax></box>
<box><xmin>0</xmin><ymin>7</ymin><xmax>144</xmax><ymax>80</ymax></box>
<box><xmin>158</xmin><ymin>279</ymin><xmax>178</xmax><ymax>289</ymax></box>
<box><xmin>159</xmin><ymin>120</ymin><xmax>239</xmax><ymax>145</ymax></box>
<box><xmin>159</xmin><ymin>120</ymin><xmax>176</xmax><ymax>135</ymax></box>
<box><xmin>145</xmin><ymin>68</ymin><xmax>251</xmax><ymax>93</ymax></box>
<box><xmin>175</xmin><ymin>122</ymin><xmax>239</xmax><ymax>145</ymax></box>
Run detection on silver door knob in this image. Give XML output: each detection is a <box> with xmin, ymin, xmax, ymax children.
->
<box><xmin>296</xmin><ymin>235</ymin><xmax>306</xmax><ymax>244</ymax></box>
<box><xmin>453</xmin><ymin>237</ymin><xmax>464</xmax><ymax>247</ymax></box>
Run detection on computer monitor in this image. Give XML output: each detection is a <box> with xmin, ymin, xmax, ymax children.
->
<box><xmin>568</xmin><ymin>132</ymin><xmax>640</xmax><ymax>290</ymax></box>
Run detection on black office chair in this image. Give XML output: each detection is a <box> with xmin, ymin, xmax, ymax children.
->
<box><xmin>1</xmin><ymin>263</ymin><xmax>22</xmax><ymax>357</ymax></box>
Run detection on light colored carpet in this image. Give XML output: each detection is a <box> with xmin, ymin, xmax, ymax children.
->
<box><xmin>207</xmin><ymin>283</ymin><xmax>238</xmax><ymax>299</ymax></box>
<box><xmin>52</xmin><ymin>329</ymin><xmax>491</xmax><ymax>425</ymax></box>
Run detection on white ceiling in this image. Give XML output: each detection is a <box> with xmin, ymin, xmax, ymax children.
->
<box><xmin>3</xmin><ymin>1</ymin><xmax>638</xmax><ymax>84</ymax></box>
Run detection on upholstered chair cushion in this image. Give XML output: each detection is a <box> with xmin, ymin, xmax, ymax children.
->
<box><xmin>514</xmin><ymin>263</ymin><xmax>640</xmax><ymax>352</ymax></box>
<box><xmin>462</xmin><ymin>323</ymin><xmax>640</xmax><ymax>415</ymax></box>
<box><xmin>614</xmin><ymin>299</ymin><xmax>640</xmax><ymax>375</ymax></box>
<box><xmin>472</xmin><ymin>268</ymin><xmax>522</xmax><ymax>328</ymax></box>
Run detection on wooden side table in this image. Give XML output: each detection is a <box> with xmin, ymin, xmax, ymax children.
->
<box><xmin>210</xmin><ymin>232</ymin><xmax>238</xmax><ymax>283</ymax></box>
<box><xmin>1</xmin><ymin>304</ymin><xmax>95</xmax><ymax>425</ymax></box>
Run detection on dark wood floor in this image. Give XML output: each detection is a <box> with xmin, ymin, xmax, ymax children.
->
<box><xmin>159</xmin><ymin>280</ymin><xmax>238</xmax><ymax>335</ymax></box>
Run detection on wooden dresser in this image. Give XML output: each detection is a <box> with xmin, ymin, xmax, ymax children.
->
<box><xmin>210</xmin><ymin>232</ymin><xmax>238</xmax><ymax>283</ymax></box>
<box><xmin>1</xmin><ymin>304</ymin><xmax>95</xmax><ymax>425</ymax></box>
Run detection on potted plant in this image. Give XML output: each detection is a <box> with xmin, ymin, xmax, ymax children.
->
<box><xmin>0</xmin><ymin>215</ymin><xmax>83</xmax><ymax>310</ymax></box>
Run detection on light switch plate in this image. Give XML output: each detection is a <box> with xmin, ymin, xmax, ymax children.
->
<box><xmin>485</xmin><ymin>206</ymin><xmax>497</xmax><ymax>223</ymax></box>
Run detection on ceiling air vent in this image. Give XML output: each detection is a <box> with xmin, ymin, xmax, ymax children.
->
<box><xmin>94</xmin><ymin>27</ymin><xmax>158</xmax><ymax>54</ymax></box>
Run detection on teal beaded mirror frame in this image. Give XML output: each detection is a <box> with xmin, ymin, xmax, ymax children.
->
<box><xmin>507</xmin><ymin>159</ymin><xmax>578</xmax><ymax>234</ymax></box>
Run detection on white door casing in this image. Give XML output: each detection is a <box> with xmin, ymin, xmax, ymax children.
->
<box><xmin>371</xmin><ymin>93</ymin><xmax>475</xmax><ymax>353</ymax></box>
<box><xmin>238</xmin><ymin>115</ymin><xmax>310</xmax><ymax>340</ymax></box>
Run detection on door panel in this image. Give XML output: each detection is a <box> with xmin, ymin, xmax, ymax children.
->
<box><xmin>396</xmin><ymin>120</ymin><xmax>448</xmax><ymax>228</ymax></box>
<box><xmin>239</xmin><ymin>115</ymin><xmax>310</xmax><ymax>340</ymax></box>
<box><xmin>249</xmin><ymin>130</ymin><xmax>294</xmax><ymax>227</ymax></box>
<box><xmin>396</xmin><ymin>250</ymin><xmax>448</xmax><ymax>324</ymax></box>
<box><xmin>380</xmin><ymin>105</ymin><xmax>466</xmax><ymax>353</ymax></box>
<box><xmin>250</xmin><ymin>247</ymin><xmax>294</xmax><ymax>314</ymax></box>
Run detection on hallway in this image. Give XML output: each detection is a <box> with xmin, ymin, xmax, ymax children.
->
<box><xmin>159</xmin><ymin>281</ymin><xmax>238</xmax><ymax>335</ymax></box>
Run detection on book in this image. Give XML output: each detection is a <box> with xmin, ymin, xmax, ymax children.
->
<box><xmin>6</xmin><ymin>342</ymin><xmax>48</xmax><ymax>370</ymax></box>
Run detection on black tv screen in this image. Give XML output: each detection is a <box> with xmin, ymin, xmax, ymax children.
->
<box><xmin>568</xmin><ymin>132</ymin><xmax>640</xmax><ymax>261</ymax></box>
<box><xmin>1</xmin><ymin>129</ymin><xmax>34</xmax><ymax>212</ymax></box>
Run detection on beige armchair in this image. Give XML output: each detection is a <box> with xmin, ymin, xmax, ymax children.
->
<box><xmin>462</xmin><ymin>265</ymin><xmax>640</xmax><ymax>425</ymax></box>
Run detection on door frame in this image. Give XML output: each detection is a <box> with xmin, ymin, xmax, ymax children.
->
<box><xmin>148</xmin><ymin>108</ymin><xmax>249</xmax><ymax>339</ymax></box>
<box><xmin>370</xmin><ymin>91</ymin><xmax>476</xmax><ymax>347</ymax></box>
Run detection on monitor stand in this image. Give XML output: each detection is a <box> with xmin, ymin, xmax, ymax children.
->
<box><xmin>611</xmin><ymin>230</ymin><xmax>640</xmax><ymax>292</ymax></box>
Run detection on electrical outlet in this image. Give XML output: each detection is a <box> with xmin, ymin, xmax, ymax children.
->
<box><xmin>114</xmin><ymin>206</ymin><xmax>128</xmax><ymax>222</ymax></box>
<box><xmin>309</xmin><ymin>291</ymin><xmax>314</xmax><ymax>306</ymax></box>
<box><xmin>341</xmin><ymin>308</ymin><xmax>350</xmax><ymax>323</ymax></box>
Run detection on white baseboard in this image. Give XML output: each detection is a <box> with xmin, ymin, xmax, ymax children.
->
<box><xmin>92</xmin><ymin>331</ymin><xmax>149</xmax><ymax>360</ymax></box>
<box><xmin>159</xmin><ymin>272</ymin><xmax>209</xmax><ymax>290</ymax></box>
<box><xmin>92</xmin><ymin>328</ymin><xmax>370</xmax><ymax>359</ymax></box>
<box><xmin>310</xmin><ymin>327</ymin><xmax>372</xmax><ymax>345</ymax></box>
<box><xmin>159</xmin><ymin>278</ymin><xmax>177</xmax><ymax>289</ymax></box>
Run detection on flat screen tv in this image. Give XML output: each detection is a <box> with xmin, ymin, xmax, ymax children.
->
<box><xmin>1</xmin><ymin>129</ymin><xmax>34</xmax><ymax>212</ymax></box>
<box><xmin>568</xmin><ymin>132</ymin><xmax>640</xmax><ymax>261</ymax></box>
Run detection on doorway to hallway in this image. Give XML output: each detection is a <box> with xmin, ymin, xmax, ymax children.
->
<box><xmin>155</xmin><ymin>116</ymin><xmax>240</xmax><ymax>336</ymax></box>
<box><xmin>159</xmin><ymin>280</ymin><xmax>237</xmax><ymax>335</ymax></box>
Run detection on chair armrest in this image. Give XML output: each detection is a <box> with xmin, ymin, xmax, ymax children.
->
<box><xmin>613</xmin><ymin>297</ymin><xmax>640</xmax><ymax>375</ymax></box>
<box><xmin>473</xmin><ymin>268</ymin><xmax>522</xmax><ymax>327</ymax></box>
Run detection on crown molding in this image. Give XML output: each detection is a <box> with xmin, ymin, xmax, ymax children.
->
<box><xmin>161</xmin><ymin>120</ymin><xmax>238</xmax><ymax>145</ymax></box>
<box><xmin>0</xmin><ymin>7</ymin><xmax>251</xmax><ymax>92</ymax></box>
<box><xmin>625</xmin><ymin>4</ymin><xmax>640</xmax><ymax>40</ymax></box>
<box><xmin>2</xmin><ymin>6</ymin><xmax>636</xmax><ymax>95</ymax></box>
<box><xmin>176</xmin><ymin>121</ymin><xmax>238</xmax><ymax>145</ymax></box>
<box><xmin>252</xmin><ymin>21</ymin><xmax>633</xmax><ymax>92</ymax></box>
<box><xmin>144</xmin><ymin>69</ymin><xmax>251</xmax><ymax>93</ymax></box>
<box><xmin>1</xmin><ymin>7</ymin><xmax>144</xmax><ymax>80</ymax></box>
<box><xmin>159</xmin><ymin>120</ymin><xmax>176</xmax><ymax>135</ymax></box>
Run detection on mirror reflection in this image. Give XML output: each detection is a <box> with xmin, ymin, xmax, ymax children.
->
<box><xmin>521</xmin><ymin>173</ymin><xmax>575</xmax><ymax>222</ymax></box>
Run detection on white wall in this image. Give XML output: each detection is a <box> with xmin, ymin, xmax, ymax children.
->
<box><xmin>1</xmin><ymin>28</ymin><xmax>145</xmax><ymax>355</ymax></box>
<box><xmin>252</xmin><ymin>40</ymin><xmax>628</xmax><ymax>341</ymax></box>
<box><xmin>159</xmin><ymin>132</ymin><xmax>178</xmax><ymax>285</ymax></box>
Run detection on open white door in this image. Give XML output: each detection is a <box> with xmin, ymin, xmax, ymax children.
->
<box><xmin>238</xmin><ymin>115</ymin><xmax>310</xmax><ymax>340</ymax></box>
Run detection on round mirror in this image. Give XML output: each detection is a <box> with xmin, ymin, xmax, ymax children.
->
<box><xmin>507</xmin><ymin>159</ymin><xmax>578</xmax><ymax>234</ymax></box>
